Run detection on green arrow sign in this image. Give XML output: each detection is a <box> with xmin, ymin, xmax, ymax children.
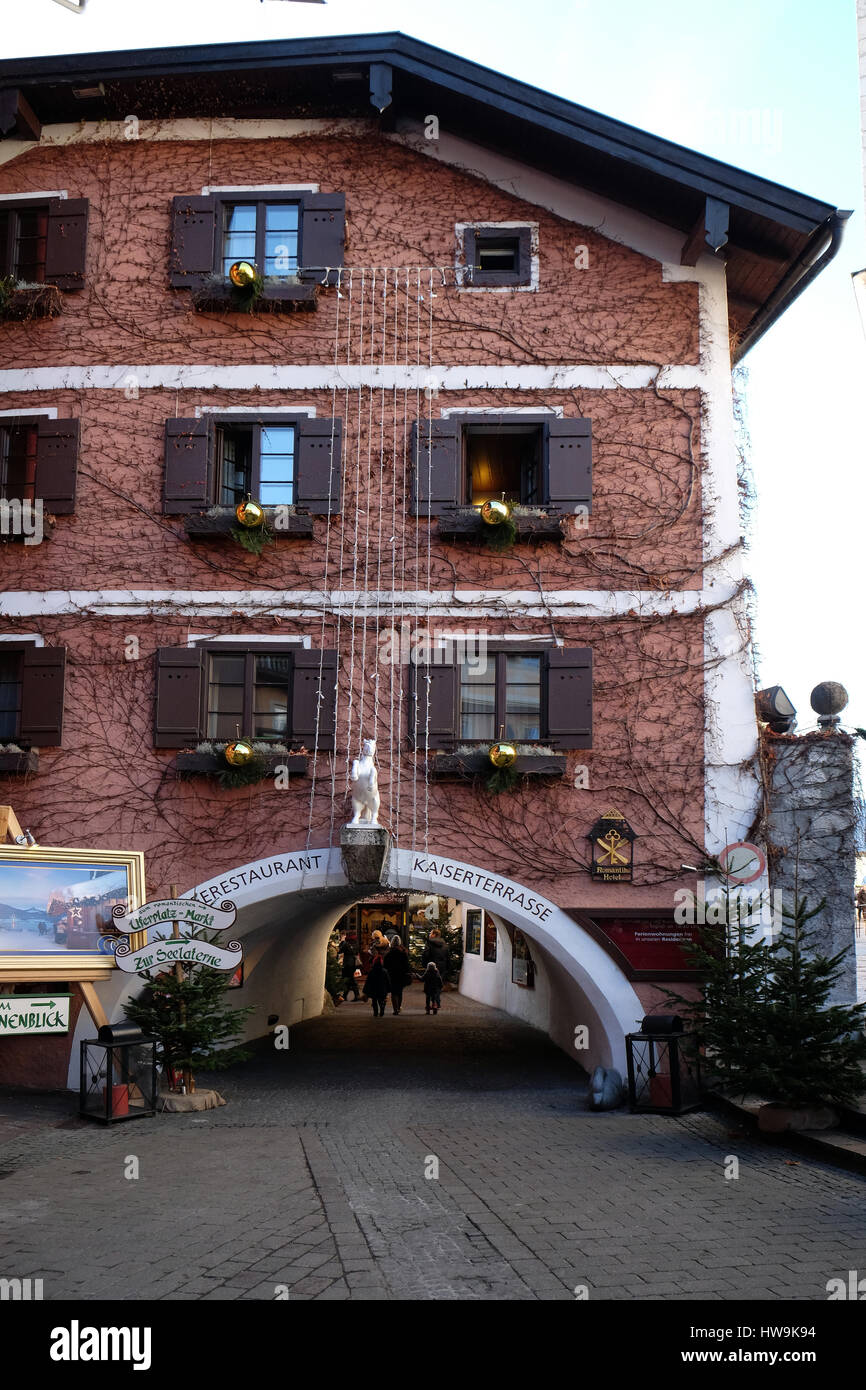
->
<box><xmin>0</xmin><ymin>994</ymin><xmax>71</xmax><ymax>1035</ymax></box>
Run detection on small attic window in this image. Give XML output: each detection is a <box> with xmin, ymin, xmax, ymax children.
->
<box><xmin>464</xmin><ymin>225</ymin><xmax>532</xmax><ymax>287</ymax></box>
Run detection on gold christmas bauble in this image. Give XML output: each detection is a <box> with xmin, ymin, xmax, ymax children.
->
<box><xmin>235</xmin><ymin>499</ymin><xmax>264</xmax><ymax>528</ymax></box>
<box><xmin>489</xmin><ymin>741</ymin><xmax>517</xmax><ymax>768</ymax></box>
<box><xmin>480</xmin><ymin>498</ymin><xmax>512</xmax><ymax>526</ymax></box>
<box><xmin>229</xmin><ymin>260</ymin><xmax>257</xmax><ymax>288</ymax></box>
<box><xmin>224</xmin><ymin>739</ymin><xmax>255</xmax><ymax>767</ymax></box>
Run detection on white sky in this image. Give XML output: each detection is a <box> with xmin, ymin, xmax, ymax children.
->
<box><xmin>5</xmin><ymin>0</ymin><xmax>865</xmax><ymax>741</ymax></box>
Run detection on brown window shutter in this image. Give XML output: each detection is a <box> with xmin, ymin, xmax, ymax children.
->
<box><xmin>545</xmin><ymin>648</ymin><xmax>592</xmax><ymax>749</ymax></box>
<box><xmin>169</xmin><ymin>195</ymin><xmax>216</xmax><ymax>288</ymax></box>
<box><xmin>164</xmin><ymin>417</ymin><xmax>212</xmax><ymax>514</ymax></box>
<box><xmin>298</xmin><ymin>193</ymin><xmax>345</xmax><ymax>286</ymax></box>
<box><xmin>545</xmin><ymin>418</ymin><xmax>592</xmax><ymax>514</ymax></box>
<box><xmin>44</xmin><ymin>198</ymin><xmax>88</xmax><ymax>289</ymax></box>
<box><xmin>294</xmin><ymin>418</ymin><xmax>342</xmax><ymax>514</ymax></box>
<box><xmin>19</xmin><ymin>646</ymin><xmax>66</xmax><ymax>745</ymax></box>
<box><xmin>292</xmin><ymin>649</ymin><xmax>337</xmax><ymax>751</ymax></box>
<box><xmin>411</xmin><ymin>660</ymin><xmax>457</xmax><ymax>749</ymax></box>
<box><xmin>410</xmin><ymin>420</ymin><xmax>461</xmax><ymax>515</ymax></box>
<box><xmin>154</xmin><ymin>647</ymin><xmax>204</xmax><ymax>748</ymax></box>
<box><xmin>35</xmin><ymin>418</ymin><xmax>79</xmax><ymax>515</ymax></box>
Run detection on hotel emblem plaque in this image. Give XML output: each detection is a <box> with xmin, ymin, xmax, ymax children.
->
<box><xmin>587</xmin><ymin>809</ymin><xmax>636</xmax><ymax>882</ymax></box>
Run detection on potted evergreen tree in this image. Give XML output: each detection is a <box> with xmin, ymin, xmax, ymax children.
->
<box><xmin>667</xmin><ymin>894</ymin><xmax>866</xmax><ymax>1131</ymax></box>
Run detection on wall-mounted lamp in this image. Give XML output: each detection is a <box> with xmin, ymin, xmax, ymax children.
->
<box><xmin>756</xmin><ymin>686</ymin><xmax>797</xmax><ymax>734</ymax></box>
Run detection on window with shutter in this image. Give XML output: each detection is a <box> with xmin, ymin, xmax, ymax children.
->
<box><xmin>545</xmin><ymin>648</ymin><xmax>593</xmax><ymax>749</ymax></box>
<box><xmin>154</xmin><ymin>647</ymin><xmax>205</xmax><ymax>748</ymax></box>
<box><xmin>19</xmin><ymin>645</ymin><xmax>66</xmax><ymax>745</ymax></box>
<box><xmin>35</xmin><ymin>418</ymin><xmax>79</xmax><ymax>515</ymax></box>
<box><xmin>410</xmin><ymin>659</ymin><xmax>458</xmax><ymax>748</ymax></box>
<box><xmin>410</xmin><ymin>644</ymin><xmax>593</xmax><ymax>752</ymax></box>
<box><xmin>163</xmin><ymin>418</ymin><xmax>213</xmax><ymax>514</ymax></box>
<box><xmin>169</xmin><ymin>195</ymin><xmax>217</xmax><ymax>288</ymax></box>
<box><xmin>295</xmin><ymin>417</ymin><xmax>342</xmax><ymax>513</ymax></box>
<box><xmin>298</xmin><ymin>193</ymin><xmax>346</xmax><ymax>285</ymax></box>
<box><xmin>292</xmin><ymin>649</ymin><xmax>338</xmax><ymax>751</ymax></box>
<box><xmin>166</xmin><ymin>414</ymin><xmax>342</xmax><ymax>520</ymax></box>
<box><xmin>44</xmin><ymin>199</ymin><xmax>88</xmax><ymax>289</ymax></box>
<box><xmin>410</xmin><ymin>421</ymin><xmax>461</xmax><ymax>515</ymax></box>
<box><xmin>545</xmin><ymin>418</ymin><xmax>592</xmax><ymax>513</ymax></box>
<box><xmin>0</xmin><ymin>417</ymin><xmax>78</xmax><ymax>516</ymax></box>
<box><xmin>170</xmin><ymin>191</ymin><xmax>345</xmax><ymax>293</ymax></box>
<box><xmin>154</xmin><ymin>645</ymin><xmax>337</xmax><ymax>754</ymax></box>
<box><xmin>411</xmin><ymin>414</ymin><xmax>593</xmax><ymax>524</ymax></box>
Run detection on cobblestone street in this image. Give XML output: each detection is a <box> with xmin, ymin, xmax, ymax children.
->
<box><xmin>1</xmin><ymin>993</ymin><xmax>865</xmax><ymax>1302</ymax></box>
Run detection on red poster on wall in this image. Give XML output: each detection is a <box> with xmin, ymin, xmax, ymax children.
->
<box><xmin>600</xmin><ymin>917</ymin><xmax>700</xmax><ymax>974</ymax></box>
<box><xmin>567</xmin><ymin>910</ymin><xmax>703</xmax><ymax>979</ymax></box>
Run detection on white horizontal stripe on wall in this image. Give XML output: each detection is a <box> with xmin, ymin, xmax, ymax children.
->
<box><xmin>0</xmin><ymin>586</ymin><xmax>735</xmax><ymax>620</ymax></box>
<box><xmin>195</xmin><ymin>405</ymin><xmax>317</xmax><ymax>418</ymax></box>
<box><xmin>0</xmin><ymin>364</ymin><xmax>706</xmax><ymax>392</ymax></box>
<box><xmin>201</xmin><ymin>184</ymin><xmax>319</xmax><ymax>195</ymax></box>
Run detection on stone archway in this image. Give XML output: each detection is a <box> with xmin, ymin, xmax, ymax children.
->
<box><xmin>77</xmin><ymin>846</ymin><xmax>642</xmax><ymax>1084</ymax></box>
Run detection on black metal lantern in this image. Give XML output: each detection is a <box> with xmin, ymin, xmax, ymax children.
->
<box><xmin>625</xmin><ymin>1014</ymin><xmax>702</xmax><ymax>1115</ymax></box>
<box><xmin>80</xmin><ymin>1022</ymin><xmax>158</xmax><ymax>1124</ymax></box>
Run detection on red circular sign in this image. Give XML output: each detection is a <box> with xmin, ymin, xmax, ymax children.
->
<box><xmin>719</xmin><ymin>841</ymin><xmax>767</xmax><ymax>886</ymax></box>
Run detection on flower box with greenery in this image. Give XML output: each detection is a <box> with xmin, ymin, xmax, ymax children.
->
<box><xmin>0</xmin><ymin>276</ymin><xmax>64</xmax><ymax>322</ymax></box>
<box><xmin>183</xmin><ymin>505</ymin><xmax>314</xmax><ymax>544</ymax></box>
<box><xmin>190</xmin><ymin>273</ymin><xmax>319</xmax><ymax>315</ymax></box>
<box><xmin>428</xmin><ymin>743</ymin><xmax>567</xmax><ymax>788</ymax></box>
<box><xmin>664</xmin><ymin>893</ymin><xmax>866</xmax><ymax>1130</ymax></box>
<box><xmin>436</xmin><ymin>506</ymin><xmax>565</xmax><ymax>547</ymax></box>
<box><xmin>0</xmin><ymin>743</ymin><xmax>39</xmax><ymax>775</ymax></box>
<box><xmin>174</xmin><ymin>741</ymin><xmax>310</xmax><ymax>788</ymax></box>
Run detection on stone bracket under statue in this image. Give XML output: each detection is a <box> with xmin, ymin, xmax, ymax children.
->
<box><xmin>340</xmin><ymin>824</ymin><xmax>391</xmax><ymax>886</ymax></box>
<box><xmin>341</xmin><ymin>737</ymin><xmax>390</xmax><ymax>884</ymax></box>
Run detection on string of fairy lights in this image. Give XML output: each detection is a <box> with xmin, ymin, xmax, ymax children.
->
<box><xmin>303</xmin><ymin>265</ymin><xmax>452</xmax><ymax>860</ymax></box>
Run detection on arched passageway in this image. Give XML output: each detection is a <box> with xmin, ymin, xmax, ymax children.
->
<box><xmin>77</xmin><ymin>847</ymin><xmax>643</xmax><ymax>1084</ymax></box>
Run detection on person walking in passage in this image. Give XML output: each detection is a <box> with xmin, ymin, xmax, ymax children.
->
<box><xmin>421</xmin><ymin>928</ymin><xmax>449</xmax><ymax>981</ymax></box>
<box><xmin>337</xmin><ymin>932</ymin><xmax>360</xmax><ymax>1001</ymax></box>
<box><xmin>364</xmin><ymin>953</ymin><xmax>391</xmax><ymax>1017</ymax></box>
<box><xmin>384</xmin><ymin>935</ymin><xmax>411</xmax><ymax>1015</ymax></box>
<box><xmin>422</xmin><ymin>960</ymin><xmax>443</xmax><ymax>1015</ymax></box>
<box><xmin>857</xmin><ymin>885</ymin><xmax>866</xmax><ymax>934</ymax></box>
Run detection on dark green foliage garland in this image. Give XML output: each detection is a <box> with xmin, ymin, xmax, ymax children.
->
<box><xmin>479</xmin><ymin>514</ymin><xmax>518</xmax><ymax>552</ymax></box>
<box><xmin>231</xmin><ymin>521</ymin><xmax>274</xmax><ymax>556</ymax></box>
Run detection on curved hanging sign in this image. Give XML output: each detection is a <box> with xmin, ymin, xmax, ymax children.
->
<box><xmin>114</xmin><ymin>935</ymin><xmax>243</xmax><ymax>976</ymax></box>
<box><xmin>111</xmin><ymin>898</ymin><xmax>237</xmax><ymax>937</ymax></box>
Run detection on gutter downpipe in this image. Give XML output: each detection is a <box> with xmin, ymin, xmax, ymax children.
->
<box><xmin>733</xmin><ymin>209</ymin><xmax>851</xmax><ymax>363</ymax></box>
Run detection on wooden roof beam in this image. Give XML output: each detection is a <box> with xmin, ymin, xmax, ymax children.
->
<box><xmin>0</xmin><ymin>88</ymin><xmax>41</xmax><ymax>141</ymax></box>
<box><xmin>681</xmin><ymin>196</ymin><xmax>729</xmax><ymax>265</ymax></box>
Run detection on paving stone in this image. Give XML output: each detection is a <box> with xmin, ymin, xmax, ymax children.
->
<box><xmin>0</xmin><ymin>994</ymin><xmax>863</xmax><ymax>1302</ymax></box>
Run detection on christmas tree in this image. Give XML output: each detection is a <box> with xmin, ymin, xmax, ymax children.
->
<box><xmin>124</xmin><ymin>934</ymin><xmax>253</xmax><ymax>1090</ymax></box>
<box><xmin>751</xmin><ymin>895</ymin><xmax>866</xmax><ymax>1107</ymax></box>
<box><xmin>667</xmin><ymin>894</ymin><xmax>866</xmax><ymax>1107</ymax></box>
<box><xmin>665</xmin><ymin>896</ymin><xmax>772</xmax><ymax>1096</ymax></box>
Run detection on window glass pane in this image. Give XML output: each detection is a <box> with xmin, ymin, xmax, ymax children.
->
<box><xmin>264</xmin><ymin>204</ymin><xmax>299</xmax><ymax>276</ymax></box>
<box><xmin>459</xmin><ymin>659</ymin><xmax>495</xmax><ymax>740</ymax></box>
<box><xmin>219</xmin><ymin>427</ymin><xmax>253</xmax><ymax>506</ymax></box>
<box><xmin>207</xmin><ymin>653</ymin><xmax>245</xmax><ymax>739</ymax></box>
<box><xmin>222</xmin><ymin>203</ymin><xmax>257</xmax><ymax>276</ymax></box>
<box><xmin>14</xmin><ymin>207</ymin><xmax>47</xmax><ymax>282</ymax></box>
<box><xmin>0</xmin><ymin>424</ymin><xmax>37</xmax><ymax>503</ymax></box>
<box><xmin>505</xmin><ymin>654</ymin><xmax>540</xmax><ymax>740</ymax></box>
<box><xmin>0</xmin><ymin>651</ymin><xmax>22</xmax><ymax>740</ymax></box>
<box><xmin>476</xmin><ymin>236</ymin><xmax>519</xmax><ymax>273</ymax></box>
<box><xmin>253</xmin><ymin>654</ymin><xmax>290</xmax><ymax>739</ymax></box>
<box><xmin>258</xmin><ymin>425</ymin><xmax>294</xmax><ymax>505</ymax></box>
<box><xmin>466</xmin><ymin>427</ymin><xmax>539</xmax><ymax>505</ymax></box>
